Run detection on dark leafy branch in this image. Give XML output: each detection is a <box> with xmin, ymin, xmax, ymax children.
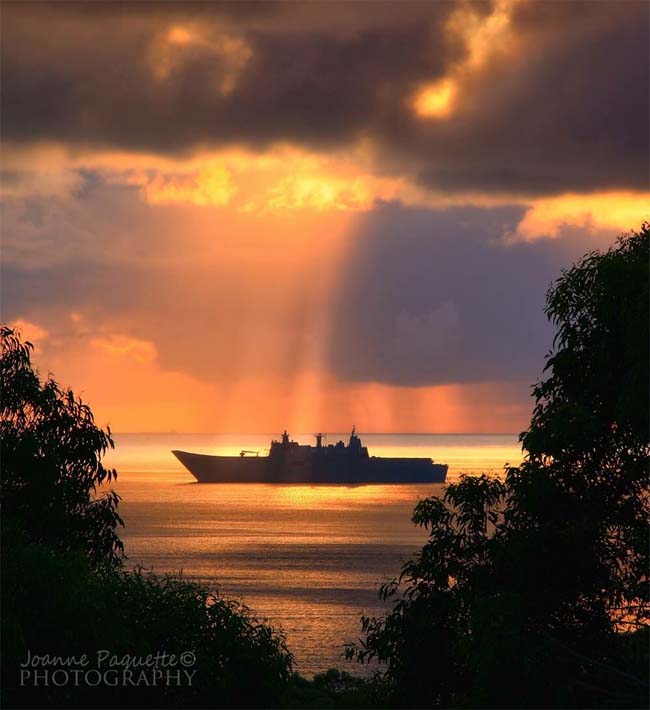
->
<box><xmin>346</xmin><ymin>224</ymin><xmax>650</xmax><ymax>708</ymax></box>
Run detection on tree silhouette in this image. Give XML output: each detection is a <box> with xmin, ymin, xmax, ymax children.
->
<box><xmin>1</xmin><ymin>326</ymin><xmax>294</xmax><ymax>708</ymax></box>
<box><xmin>348</xmin><ymin>225</ymin><xmax>649</xmax><ymax>708</ymax></box>
<box><xmin>1</xmin><ymin>325</ymin><xmax>123</xmax><ymax>567</ymax></box>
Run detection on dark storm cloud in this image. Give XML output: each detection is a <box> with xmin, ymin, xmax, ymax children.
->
<box><xmin>410</xmin><ymin>1</ymin><xmax>650</xmax><ymax>195</ymax></box>
<box><xmin>0</xmin><ymin>1</ymin><xmax>455</xmax><ymax>152</ymax></box>
<box><xmin>326</xmin><ymin>202</ymin><xmax>619</xmax><ymax>387</ymax></box>
<box><xmin>2</xmin><ymin>1</ymin><xmax>647</xmax><ymax>195</ymax></box>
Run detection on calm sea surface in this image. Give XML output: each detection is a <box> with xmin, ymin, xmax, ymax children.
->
<box><xmin>103</xmin><ymin>433</ymin><xmax>522</xmax><ymax>676</ymax></box>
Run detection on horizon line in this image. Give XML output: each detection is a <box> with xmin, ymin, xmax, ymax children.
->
<box><xmin>108</xmin><ymin>431</ymin><xmax>523</xmax><ymax>436</ymax></box>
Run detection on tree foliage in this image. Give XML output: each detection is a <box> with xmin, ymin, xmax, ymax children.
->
<box><xmin>1</xmin><ymin>326</ymin><xmax>294</xmax><ymax>707</ymax></box>
<box><xmin>507</xmin><ymin>224</ymin><xmax>649</xmax><ymax>638</ymax></box>
<box><xmin>1</xmin><ymin>325</ymin><xmax>123</xmax><ymax>566</ymax></box>
<box><xmin>2</xmin><ymin>540</ymin><xmax>293</xmax><ymax>708</ymax></box>
<box><xmin>348</xmin><ymin>225</ymin><xmax>650</xmax><ymax>707</ymax></box>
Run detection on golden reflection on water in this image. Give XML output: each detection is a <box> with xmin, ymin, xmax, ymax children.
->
<box><xmin>100</xmin><ymin>433</ymin><xmax>523</xmax><ymax>675</ymax></box>
<box><xmin>110</xmin><ymin>475</ymin><xmax>444</xmax><ymax>675</ymax></box>
<box><xmin>271</xmin><ymin>483</ymin><xmax>430</xmax><ymax>508</ymax></box>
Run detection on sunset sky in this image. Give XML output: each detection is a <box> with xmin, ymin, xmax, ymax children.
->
<box><xmin>2</xmin><ymin>0</ymin><xmax>648</xmax><ymax>433</ymax></box>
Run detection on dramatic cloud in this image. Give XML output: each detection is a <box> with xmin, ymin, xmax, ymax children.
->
<box><xmin>3</xmin><ymin>183</ymin><xmax>627</xmax><ymax>432</ymax></box>
<box><xmin>327</xmin><ymin>202</ymin><xmax>620</xmax><ymax>386</ymax></box>
<box><xmin>1</xmin><ymin>1</ymin><xmax>647</xmax><ymax>433</ymax></box>
<box><xmin>1</xmin><ymin>171</ymin><xmax>356</xmax><ymax>386</ymax></box>
<box><xmin>0</xmin><ymin>3</ymin><xmax>453</xmax><ymax>150</ymax></box>
<box><xmin>2</xmin><ymin>1</ymin><xmax>647</xmax><ymax>196</ymax></box>
<box><xmin>409</xmin><ymin>0</ymin><xmax>649</xmax><ymax>195</ymax></box>
<box><xmin>3</xmin><ymin>175</ymin><xmax>621</xmax><ymax>392</ymax></box>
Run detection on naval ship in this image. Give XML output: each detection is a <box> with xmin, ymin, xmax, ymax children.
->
<box><xmin>172</xmin><ymin>428</ymin><xmax>448</xmax><ymax>484</ymax></box>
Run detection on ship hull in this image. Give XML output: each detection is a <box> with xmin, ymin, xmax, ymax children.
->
<box><xmin>172</xmin><ymin>450</ymin><xmax>447</xmax><ymax>484</ymax></box>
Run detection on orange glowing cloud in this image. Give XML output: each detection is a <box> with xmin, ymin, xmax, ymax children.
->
<box><xmin>167</xmin><ymin>26</ymin><xmax>194</xmax><ymax>46</ymax></box>
<box><xmin>91</xmin><ymin>144</ymin><xmax>412</xmax><ymax>213</ymax></box>
<box><xmin>15</xmin><ymin>306</ymin><xmax>531</xmax><ymax>435</ymax></box>
<box><xmin>19</xmin><ymin>322</ymin><xmax>215</xmax><ymax>431</ymax></box>
<box><xmin>510</xmin><ymin>191</ymin><xmax>650</xmax><ymax>241</ymax></box>
<box><xmin>90</xmin><ymin>335</ymin><xmax>158</xmax><ymax>364</ymax></box>
<box><xmin>4</xmin><ymin>141</ymin><xmax>645</xmax><ymax>237</ymax></box>
<box><xmin>412</xmin><ymin>0</ymin><xmax>517</xmax><ymax>121</ymax></box>
<box><xmin>9</xmin><ymin>319</ymin><xmax>49</xmax><ymax>352</ymax></box>
<box><xmin>149</xmin><ymin>23</ymin><xmax>252</xmax><ymax>94</ymax></box>
<box><xmin>136</xmin><ymin>166</ymin><xmax>236</xmax><ymax>207</ymax></box>
<box><xmin>413</xmin><ymin>79</ymin><xmax>456</xmax><ymax>119</ymax></box>
<box><xmin>449</xmin><ymin>0</ymin><xmax>516</xmax><ymax>70</ymax></box>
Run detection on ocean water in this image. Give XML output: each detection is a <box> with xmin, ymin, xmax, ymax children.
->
<box><xmin>103</xmin><ymin>433</ymin><xmax>522</xmax><ymax>676</ymax></box>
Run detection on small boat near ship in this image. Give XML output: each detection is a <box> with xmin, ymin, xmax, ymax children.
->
<box><xmin>172</xmin><ymin>428</ymin><xmax>448</xmax><ymax>484</ymax></box>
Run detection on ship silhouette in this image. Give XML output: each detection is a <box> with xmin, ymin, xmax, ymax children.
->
<box><xmin>173</xmin><ymin>428</ymin><xmax>448</xmax><ymax>484</ymax></box>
